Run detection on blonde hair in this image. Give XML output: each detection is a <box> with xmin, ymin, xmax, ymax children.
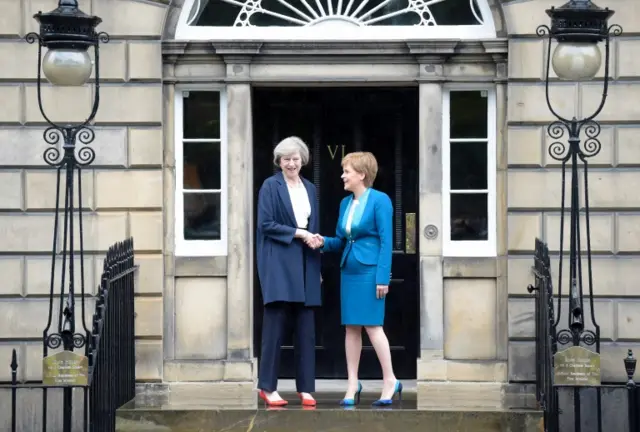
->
<box><xmin>273</xmin><ymin>136</ymin><xmax>310</xmax><ymax>166</ymax></box>
<box><xmin>341</xmin><ymin>152</ymin><xmax>378</xmax><ymax>188</ymax></box>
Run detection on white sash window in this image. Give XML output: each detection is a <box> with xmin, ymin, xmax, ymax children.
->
<box><xmin>174</xmin><ymin>88</ymin><xmax>228</xmax><ymax>256</ymax></box>
<box><xmin>442</xmin><ymin>86</ymin><xmax>497</xmax><ymax>257</ymax></box>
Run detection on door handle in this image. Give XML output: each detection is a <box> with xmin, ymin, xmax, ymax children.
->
<box><xmin>405</xmin><ymin>212</ymin><xmax>417</xmax><ymax>254</ymax></box>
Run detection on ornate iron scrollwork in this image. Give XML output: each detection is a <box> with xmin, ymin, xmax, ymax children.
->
<box><xmin>556</xmin><ymin>329</ymin><xmax>598</xmax><ymax>346</ymax></box>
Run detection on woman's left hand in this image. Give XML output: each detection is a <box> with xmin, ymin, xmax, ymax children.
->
<box><xmin>376</xmin><ymin>285</ymin><xmax>389</xmax><ymax>299</ymax></box>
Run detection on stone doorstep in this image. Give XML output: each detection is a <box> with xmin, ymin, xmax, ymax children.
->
<box><xmin>133</xmin><ymin>381</ymin><xmax>418</xmax><ymax>410</ymax></box>
<box><xmin>119</xmin><ymin>381</ymin><xmax>542</xmax><ymax>431</ymax></box>
<box><xmin>116</xmin><ymin>405</ymin><xmax>543</xmax><ymax>432</ymax></box>
<box><xmin>133</xmin><ymin>381</ymin><xmax>538</xmax><ymax>410</ymax></box>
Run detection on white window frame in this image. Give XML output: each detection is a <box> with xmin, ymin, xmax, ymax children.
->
<box><xmin>174</xmin><ymin>0</ymin><xmax>496</xmax><ymax>41</ymax></box>
<box><xmin>174</xmin><ymin>86</ymin><xmax>228</xmax><ymax>257</ymax></box>
<box><xmin>442</xmin><ymin>85</ymin><xmax>497</xmax><ymax>257</ymax></box>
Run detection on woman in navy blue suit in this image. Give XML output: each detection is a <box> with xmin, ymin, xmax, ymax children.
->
<box><xmin>313</xmin><ymin>151</ymin><xmax>402</xmax><ymax>406</ymax></box>
<box><xmin>256</xmin><ymin>136</ymin><xmax>322</xmax><ymax>407</ymax></box>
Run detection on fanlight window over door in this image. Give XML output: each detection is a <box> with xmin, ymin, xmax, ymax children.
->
<box><xmin>175</xmin><ymin>0</ymin><xmax>496</xmax><ymax>40</ymax></box>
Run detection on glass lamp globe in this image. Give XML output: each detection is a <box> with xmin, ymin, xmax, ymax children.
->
<box><xmin>42</xmin><ymin>48</ymin><xmax>93</xmax><ymax>86</ymax></box>
<box><xmin>551</xmin><ymin>42</ymin><xmax>602</xmax><ymax>81</ymax></box>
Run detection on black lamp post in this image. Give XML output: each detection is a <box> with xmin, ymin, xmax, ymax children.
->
<box><xmin>537</xmin><ymin>0</ymin><xmax>621</xmax><ymax>350</ymax></box>
<box><xmin>536</xmin><ymin>2</ymin><xmax>622</xmax><ymax>431</ymax></box>
<box><xmin>25</xmin><ymin>1</ymin><xmax>108</xmax><ymax>430</ymax></box>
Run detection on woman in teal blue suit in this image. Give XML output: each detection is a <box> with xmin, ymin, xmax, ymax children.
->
<box><xmin>312</xmin><ymin>151</ymin><xmax>402</xmax><ymax>406</ymax></box>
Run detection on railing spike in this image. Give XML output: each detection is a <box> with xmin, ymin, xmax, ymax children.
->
<box><xmin>10</xmin><ymin>348</ymin><xmax>17</xmax><ymax>371</ymax></box>
<box><xmin>625</xmin><ymin>349</ymin><xmax>637</xmax><ymax>387</ymax></box>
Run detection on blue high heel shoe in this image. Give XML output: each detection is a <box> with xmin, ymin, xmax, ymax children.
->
<box><xmin>339</xmin><ymin>382</ymin><xmax>363</xmax><ymax>406</ymax></box>
<box><xmin>372</xmin><ymin>381</ymin><xmax>403</xmax><ymax>406</ymax></box>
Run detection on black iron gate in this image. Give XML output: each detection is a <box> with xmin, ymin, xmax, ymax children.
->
<box><xmin>2</xmin><ymin>239</ymin><xmax>136</xmax><ymax>432</ymax></box>
<box><xmin>529</xmin><ymin>238</ymin><xmax>640</xmax><ymax>432</ymax></box>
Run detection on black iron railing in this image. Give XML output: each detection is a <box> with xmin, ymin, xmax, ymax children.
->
<box><xmin>529</xmin><ymin>238</ymin><xmax>640</xmax><ymax>432</ymax></box>
<box><xmin>4</xmin><ymin>238</ymin><xmax>136</xmax><ymax>432</ymax></box>
<box><xmin>89</xmin><ymin>238</ymin><xmax>136</xmax><ymax>431</ymax></box>
<box><xmin>528</xmin><ymin>238</ymin><xmax>559</xmax><ymax>431</ymax></box>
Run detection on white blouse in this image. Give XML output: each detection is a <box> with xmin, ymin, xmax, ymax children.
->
<box><xmin>345</xmin><ymin>199</ymin><xmax>360</xmax><ymax>235</ymax></box>
<box><xmin>288</xmin><ymin>182</ymin><xmax>311</xmax><ymax>229</ymax></box>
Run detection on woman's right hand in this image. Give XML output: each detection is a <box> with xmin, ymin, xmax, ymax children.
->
<box><xmin>307</xmin><ymin>234</ymin><xmax>324</xmax><ymax>249</ymax></box>
<box><xmin>295</xmin><ymin>229</ymin><xmax>323</xmax><ymax>248</ymax></box>
<box><xmin>295</xmin><ymin>228</ymin><xmax>311</xmax><ymax>240</ymax></box>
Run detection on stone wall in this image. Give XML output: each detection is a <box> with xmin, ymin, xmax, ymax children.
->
<box><xmin>504</xmin><ymin>0</ymin><xmax>640</xmax><ymax>384</ymax></box>
<box><xmin>2</xmin><ymin>0</ymin><xmax>640</xmax><ymax>421</ymax></box>
<box><xmin>0</xmin><ymin>0</ymin><xmax>166</xmax><ymax>393</ymax></box>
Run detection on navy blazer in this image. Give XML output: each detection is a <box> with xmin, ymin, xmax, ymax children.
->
<box><xmin>322</xmin><ymin>189</ymin><xmax>393</xmax><ymax>286</ymax></box>
<box><xmin>256</xmin><ymin>172</ymin><xmax>322</xmax><ymax>306</ymax></box>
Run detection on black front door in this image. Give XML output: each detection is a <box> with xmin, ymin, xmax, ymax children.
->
<box><xmin>252</xmin><ymin>87</ymin><xmax>419</xmax><ymax>379</ymax></box>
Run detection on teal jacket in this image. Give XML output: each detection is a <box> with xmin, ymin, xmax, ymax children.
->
<box><xmin>321</xmin><ymin>188</ymin><xmax>393</xmax><ymax>286</ymax></box>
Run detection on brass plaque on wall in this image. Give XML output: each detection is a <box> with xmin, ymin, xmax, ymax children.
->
<box><xmin>405</xmin><ymin>213</ymin><xmax>416</xmax><ymax>254</ymax></box>
<box><xmin>553</xmin><ymin>346</ymin><xmax>601</xmax><ymax>387</ymax></box>
<box><xmin>43</xmin><ymin>351</ymin><xmax>89</xmax><ymax>386</ymax></box>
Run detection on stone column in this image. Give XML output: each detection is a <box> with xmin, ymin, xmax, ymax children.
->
<box><xmin>162</xmin><ymin>80</ymin><xmax>177</xmax><ymax>363</ymax></box>
<box><xmin>494</xmin><ymin>54</ymin><xmax>509</xmax><ymax>364</ymax></box>
<box><xmin>416</xmin><ymin>76</ymin><xmax>447</xmax><ymax>383</ymax></box>
<box><xmin>225</xmin><ymin>81</ymin><xmax>254</xmax><ymax>382</ymax></box>
<box><xmin>406</xmin><ymin>49</ymin><xmax>453</xmax><ymax>392</ymax></box>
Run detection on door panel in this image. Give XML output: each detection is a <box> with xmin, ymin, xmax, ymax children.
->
<box><xmin>253</xmin><ymin>87</ymin><xmax>419</xmax><ymax>379</ymax></box>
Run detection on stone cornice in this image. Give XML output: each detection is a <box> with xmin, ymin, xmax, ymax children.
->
<box><xmin>162</xmin><ymin>39</ymin><xmax>508</xmax><ymax>64</ymax></box>
<box><xmin>482</xmin><ymin>40</ymin><xmax>508</xmax><ymax>54</ymax></box>
<box><xmin>406</xmin><ymin>40</ymin><xmax>458</xmax><ymax>55</ymax></box>
<box><xmin>213</xmin><ymin>42</ymin><xmax>263</xmax><ymax>55</ymax></box>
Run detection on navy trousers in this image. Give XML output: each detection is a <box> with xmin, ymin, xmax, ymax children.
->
<box><xmin>258</xmin><ymin>302</ymin><xmax>316</xmax><ymax>393</ymax></box>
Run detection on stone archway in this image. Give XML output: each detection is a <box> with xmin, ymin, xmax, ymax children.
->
<box><xmin>163</xmin><ymin>0</ymin><xmax>188</xmax><ymax>40</ymax></box>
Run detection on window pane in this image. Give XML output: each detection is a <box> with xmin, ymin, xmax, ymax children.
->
<box><xmin>361</xmin><ymin>0</ymin><xmax>420</xmax><ymax>26</ymax></box>
<box><xmin>248</xmin><ymin>0</ymin><xmax>304</xmax><ymax>26</ymax></box>
<box><xmin>450</xmin><ymin>193</ymin><xmax>488</xmax><ymax>241</ymax></box>
<box><xmin>183</xmin><ymin>91</ymin><xmax>221</xmax><ymax>139</ymax></box>
<box><xmin>450</xmin><ymin>142</ymin><xmax>487</xmax><ymax>190</ymax></box>
<box><xmin>184</xmin><ymin>193</ymin><xmax>221</xmax><ymax>240</ymax></box>
<box><xmin>183</xmin><ymin>142</ymin><xmax>221</xmax><ymax>190</ymax></box>
<box><xmin>428</xmin><ymin>0</ymin><xmax>482</xmax><ymax>25</ymax></box>
<box><xmin>450</xmin><ymin>91</ymin><xmax>488</xmax><ymax>139</ymax></box>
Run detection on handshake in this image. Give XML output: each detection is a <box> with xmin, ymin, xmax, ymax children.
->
<box><xmin>300</xmin><ymin>230</ymin><xmax>324</xmax><ymax>249</ymax></box>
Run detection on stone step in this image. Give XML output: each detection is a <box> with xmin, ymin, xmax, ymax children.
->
<box><xmin>116</xmin><ymin>390</ymin><xmax>543</xmax><ymax>432</ymax></box>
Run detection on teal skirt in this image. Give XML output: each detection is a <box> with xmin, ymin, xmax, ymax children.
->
<box><xmin>340</xmin><ymin>251</ymin><xmax>385</xmax><ymax>326</ymax></box>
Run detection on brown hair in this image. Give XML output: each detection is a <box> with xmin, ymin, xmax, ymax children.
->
<box><xmin>341</xmin><ymin>151</ymin><xmax>378</xmax><ymax>188</ymax></box>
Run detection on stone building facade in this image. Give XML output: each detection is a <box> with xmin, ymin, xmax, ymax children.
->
<box><xmin>1</xmin><ymin>0</ymin><xmax>640</xmax><ymax>415</ymax></box>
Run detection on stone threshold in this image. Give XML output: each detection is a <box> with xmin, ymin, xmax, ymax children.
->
<box><xmin>277</xmin><ymin>379</ymin><xmax>417</xmax><ymax>394</ymax></box>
